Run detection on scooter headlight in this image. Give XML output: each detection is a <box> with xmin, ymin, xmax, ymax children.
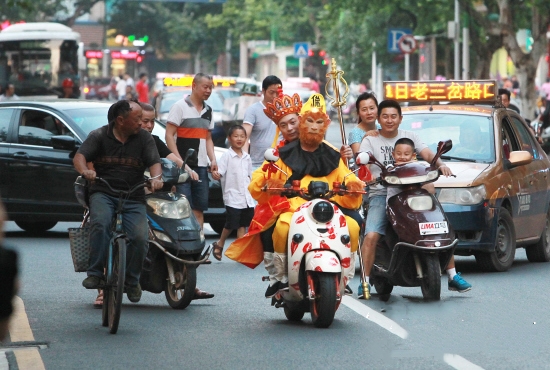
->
<box><xmin>147</xmin><ymin>198</ymin><xmax>191</xmax><ymax>219</ymax></box>
<box><xmin>152</xmin><ymin>230</ymin><xmax>172</xmax><ymax>242</ymax></box>
<box><xmin>311</xmin><ymin>201</ymin><xmax>334</xmax><ymax>223</ymax></box>
<box><xmin>407</xmin><ymin>195</ymin><xmax>433</xmax><ymax>211</ymax></box>
<box><xmin>385</xmin><ymin>170</ymin><xmax>439</xmax><ymax>185</ymax></box>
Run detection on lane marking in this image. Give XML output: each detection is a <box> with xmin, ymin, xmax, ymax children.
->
<box><xmin>443</xmin><ymin>354</ymin><xmax>485</xmax><ymax>370</ymax></box>
<box><xmin>342</xmin><ymin>296</ymin><xmax>408</xmax><ymax>339</ymax></box>
<box><xmin>8</xmin><ymin>297</ymin><xmax>45</xmax><ymax>370</ymax></box>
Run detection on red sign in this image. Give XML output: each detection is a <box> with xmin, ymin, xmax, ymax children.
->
<box><xmin>85</xmin><ymin>50</ymin><xmax>104</xmax><ymax>59</ymax></box>
<box><xmin>111</xmin><ymin>51</ymin><xmax>139</xmax><ymax>60</ymax></box>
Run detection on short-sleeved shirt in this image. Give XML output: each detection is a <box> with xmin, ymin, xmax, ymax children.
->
<box><xmin>136</xmin><ymin>80</ymin><xmax>149</xmax><ymax>103</ymax></box>
<box><xmin>167</xmin><ymin>96</ymin><xmax>214</xmax><ymax>167</ymax></box>
<box><xmin>243</xmin><ymin>101</ymin><xmax>277</xmax><ymax>168</ymax></box>
<box><xmin>359</xmin><ymin>129</ymin><xmax>427</xmax><ymax>198</ymax></box>
<box><xmin>77</xmin><ymin>122</ymin><xmax>160</xmax><ymax>200</ymax></box>
<box><xmin>152</xmin><ymin>134</ymin><xmax>171</xmax><ymax>158</ymax></box>
<box><xmin>349</xmin><ymin>124</ymin><xmax>382</xmax><ymax>145</ymax></box>
<box><xmin>217</xmin><ymin>147</ymin><xmax>255</xmax><ymax>209</ymax></box>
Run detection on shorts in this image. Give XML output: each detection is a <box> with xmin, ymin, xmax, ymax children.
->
<box><xmin>224</xmin><ymin>206</ymin><xmax>254</xmax><ymax>230</ymax></box>
<box><xmin>176</xmin><ymin>166</ymin><xmax>209</xmax><ymax>211</ymax></box>
<box><xmin>364</xmin><ymin>195</ymin><xmax>387</xmax><ymax>236</ymax></box>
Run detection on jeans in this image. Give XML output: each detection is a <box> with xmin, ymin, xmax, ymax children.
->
<box><xmin>176</xmin><ymin>166</ymin><xmax>209</xmax><ymax>211</ymax></box>
<box><xmin>87</xmin><ymin>192</ymin><xmax>148</xmax><ymax>286</ymax></box>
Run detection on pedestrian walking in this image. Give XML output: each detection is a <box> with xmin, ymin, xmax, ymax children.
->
<box><xmin>242</xmin><ymin>75</ymin><xmax>283</xmax><ymax>169</ymax></box>
<box><xmin>210</xmin><ymin>125</ymin><xmax>255</xmax><ymax>260</ymax></box>
<box><xmin>136</xmin><ymin>73</ymin><xmax>150</xmax><ymax>103</ymax></box>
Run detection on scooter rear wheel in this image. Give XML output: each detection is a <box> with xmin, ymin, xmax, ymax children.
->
<box><xmin>165</xmin><ymin>263</ymin><xmax>196</xmax><ymax>309</ymax></box>
<box><xmin>309</xmin><ymin>272</ymin><xmax>338</xmax><ymax>328</ymax></box>
<box><xmin>420</xmin><ymin>254</ymin><xmax>441</xmax><ymax>301</ymax></box>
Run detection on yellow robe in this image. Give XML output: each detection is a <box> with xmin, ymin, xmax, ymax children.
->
<box><xmin>248</xmin><ymin>156</ymin><xmax>362</xmax><ymax>253</ymax></box>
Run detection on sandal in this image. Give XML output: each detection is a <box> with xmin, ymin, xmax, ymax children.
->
<box><xmin>193</xmin><ymin>288</ymin><xmax>214</xmax><ymax>300</ymax></box>
<box><xmin>211</xmin><ymin>242</ymin><xmax>223</xmax><ymax>261</ymax></box>
<box><xmin>93</xmin><ymin>290</ymin><xmax>103</xmax><ymax>309</ymax></box>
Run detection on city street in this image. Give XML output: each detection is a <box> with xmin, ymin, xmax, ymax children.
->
<box><xmin>3</xmin><ymin>220</ymin><xmax>550</xmax><ymax>369</ymax></box>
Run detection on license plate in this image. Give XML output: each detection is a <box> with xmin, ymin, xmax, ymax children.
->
<box><xmin>419</xmin><ymin>221</ymin><xmax>448</xmax><ymax>235</ymax></box>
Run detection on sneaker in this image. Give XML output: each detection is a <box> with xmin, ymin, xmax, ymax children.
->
<box><xmin>279</xmin><ymin>282</ymin><xmax>289</xmax><ymax>291</ymax></box>
<box><xmin>357</xmin><ymin>283</ymin><xmax>371</xmax><ymax>300</ymax></box>
<box><xmin>126</xmin><ymin>284</ymin><xmax>142</xmax><ymax>303</ymax></box>
<box><xmin>344</xmin><ymin>285</ymin><xmax>353</xmax><ymax>296</ymax></box>
<box><xmin>448</xmin><ymin>273</ymin><xmax>472</xmax><ymax>293</ymax></box>
<box><xmin>265</xmin><ymin>282</ymin><xmax>280</xmax><ymax>298</ymax></box>
<box><xmin>82</xmin><ymin>276</ymin><xmax>103</xmax><ymax>289</ymax></box>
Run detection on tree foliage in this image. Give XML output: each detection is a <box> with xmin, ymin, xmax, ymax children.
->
<box><xmin>0</xmin><ymin>0</ymin><xmax>102</xmax><ymax>26</ymax></box>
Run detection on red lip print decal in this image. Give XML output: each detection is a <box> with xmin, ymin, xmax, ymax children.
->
<box><xmin>330</xmin><ymin>257</ymin><xmax>339</xmax><ymax>266</ymax></box>
<box><xmin>291</xmin><ymin>282</ymin><xmax>300</xmax><ymax>290</ymax></box>
<box><xmin>302</xmin><ymin>242</ymin><xmax>313</xmax><ymax>253</ymax></box>
<box><xmin>339</xmin><ymin>215</ymin><xmax>346</xmax><ymax>227</ymax></box>
<box><xmin>341</xmin><ymin>257</ymin><xmax>351</xmax><ymax>268</ymax></box>
<box><xmin>328</xmin><ymin>233</ymin><xmax>336</xmax><ymax>240</ymax></box>
<box><xmin>315</xmin><ymin>266</ymin><xmax>323</xmax><ymax>272</ymax></box>
<box><xmin>333</xmin><ymin>204</ymin><xmax>339</xmax><ymax>211</ymax></box>
<box><xmin>320</xmin><ymin>241</ymin><xmax>330</xmax><ymax>249</ymax></box>
<box><xmin>291</xmin><ymin>240</ymin><xmax>298</xmax><ymax>255</ymax></box>
<box><xmin>296</xmin><ymin>215</ymin><xmax>305</xmax><ymax>224</ymax></box>
<box><xmin>292</xmin><ymin>260</ymin><xmax>300</xmax><ymax>271</ymax></box>
<box><xmin>314</xmin><ymin>253</ymin><xmax>322</xmax><ymax>259</ymax></box>
<box><xmin>345</xmin><ymin>243</ymin><xmax>351</xmax><ymax>249</ymax></box>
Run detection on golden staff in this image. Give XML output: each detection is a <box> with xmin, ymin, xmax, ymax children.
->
<box><xmin>326</xmin><ymin>59</ymin><xmax>368</xmax><ymax>299</ymax></box>
<box><xmin>325</xmin><ymin>58</ymin><xmax>355</xmax><ymax>169</ymax></box>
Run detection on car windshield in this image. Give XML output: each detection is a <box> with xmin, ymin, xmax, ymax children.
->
<box><xmin>159</xmin><ymin>91</ymin><xmax>223</xmax><ymax>114</ymax></box>
<box><xmin>400</xmin><ymin>113</ymin><xmax>495</xmax><ymax>163</ymax></box>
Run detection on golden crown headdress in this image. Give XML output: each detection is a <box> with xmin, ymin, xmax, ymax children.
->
<box><xmin>263</xmin><ymin>88</ymin><xmax>303</xmax><ymax>125</ymax></box>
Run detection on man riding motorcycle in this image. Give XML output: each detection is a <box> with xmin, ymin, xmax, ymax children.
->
<box><xmin>226</xmin><ymin>92</ymin><xmax>364</xmax><ymax>297</ymax></box>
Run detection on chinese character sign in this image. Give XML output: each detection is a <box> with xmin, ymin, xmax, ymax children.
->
<box><xmin>384</xmin><ymin>80</ymin><xmax>496</xmax><ymax>103</ymax></box>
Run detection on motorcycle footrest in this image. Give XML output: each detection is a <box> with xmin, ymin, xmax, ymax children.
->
<box><xmin>261</xmin><ymin>276</ymin><xmax>270</xmax><ymax>281</ymax></box>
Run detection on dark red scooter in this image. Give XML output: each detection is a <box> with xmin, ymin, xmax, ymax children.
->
<box><xmin>361</xmin><ymin>140</ymin><xmax>457</xmax><ymax>300</ymax></box>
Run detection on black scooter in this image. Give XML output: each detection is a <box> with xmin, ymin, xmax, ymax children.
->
<box><xmin>364</xmin><ymin>140</ymin><xmax>457</xmax><ymax>300</ymax></box>
<box><xmin>141</xmin><ymin>150</ymin><xmax>212</xmax><ymax>309</ymax></box>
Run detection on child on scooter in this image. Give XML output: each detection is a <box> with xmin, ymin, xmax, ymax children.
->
<box><xmin>386</xmin><ymin>138</ymin><xmax>435</xmax><ymax>200</ymax></box>
<box><xmin>386</xmin><ymin>137</ymin><xmax>472</xmax><ymax>293</ymax></box>
<box><xmin>210</xmin><ymin>125</ymin><xmax>256</xmax><ymax>261</ymax></box>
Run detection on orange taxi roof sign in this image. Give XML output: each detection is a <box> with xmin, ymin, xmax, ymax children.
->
<box><xmin>384</xmin><ymin>80</ymin><xmax>497</xmax><ymax>104</ymax></box>
<box><xmin>163</xmin><ymin>76</ymin><xmax>236</xmax><ymax>88</ymax></box>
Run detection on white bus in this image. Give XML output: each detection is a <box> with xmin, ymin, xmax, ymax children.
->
<box><xmin>0</xmin><ymin>22</ymin><xmax>85</xmax><ymax>96</ymax></box>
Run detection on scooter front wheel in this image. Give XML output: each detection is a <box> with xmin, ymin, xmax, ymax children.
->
<box><xmin>309</xmin><ymin>272</ymin><xmax>338</xmax><ymax>328</ymax></box>
<box><xmin>420</xmin><ymin>254</ymin><xmax>441</xmax><ymax>301</ymax></box>
<box><xmin>165</xmin><ymin>263</ymin><xmax>196</xmax><ymax>309</ymax></box>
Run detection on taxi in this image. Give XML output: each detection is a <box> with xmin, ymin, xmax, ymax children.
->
<box><xmin>385</xmin><ymin>80</ymin><xmax>550</xmax><ymax>272</ymax></box>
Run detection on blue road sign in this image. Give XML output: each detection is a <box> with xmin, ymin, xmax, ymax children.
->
<box><xmin>388</xmin><ymin>28</ymin><xmax>412</xmax><ymax>54</ymax></box>
<box><xmin>293</xmin><ymin>42</ymin><xmax>309</xmax><ymax>59</ymax></box>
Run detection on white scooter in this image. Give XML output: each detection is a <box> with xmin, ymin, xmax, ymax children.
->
<box><xmin>262</xmin><ymin>149</ymin><xmax>367</xmax><ymax>328</ymax></box>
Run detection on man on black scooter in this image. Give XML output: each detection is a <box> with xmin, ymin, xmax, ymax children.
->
<box><xmin>140</xmin><ymin>102</ymin><xmax>214</xmax><ymax>300</ymax></box>
<box><xmin>358</xmin><ymin>99</ymin><xmax>472</xmax><ymax>299</ymax></box>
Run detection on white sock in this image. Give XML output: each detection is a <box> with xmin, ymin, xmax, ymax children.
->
<box><xmin>364</xmin><ymin>276</ymin><xmax>370</xmax><ymax>285</ymax></box>
<box><xmin>447</xmin><ymin>268</ymin><xmax>457</xmax><ymax>280</ymax></box>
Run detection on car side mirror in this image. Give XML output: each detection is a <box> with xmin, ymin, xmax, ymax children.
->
<box><xmin>508</xmin><ymin>150</ymin><xmax>532</xmax><ymax>168</ymax></box>
<box><xmin>51</xmin><ymin>135</ymin><xmax>76</xmax><ymax>151</ymax></box>
<box><xmin>264</xmin><ymin>148</ymin><xmax>279</xmax><ymax>162</ymax></box>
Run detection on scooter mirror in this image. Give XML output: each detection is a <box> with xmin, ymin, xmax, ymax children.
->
<box><xmin>356</xmin><ymin>152</ymin><xmax>372</xmax><ymax>165</ymax></box>
<box><xmin>264</xmin><ymin>148</ymin><xmax>279</xmax><ymax>162</ymax></box>
<box><xmin>183</xmin><ymin>148</ymin><xmax>195</xmax><ymax>164</ymax></box>
<box><xmin>437</xmin><ymin>140</ymin><xmax>453</xmax><ymax>155</ymax></box>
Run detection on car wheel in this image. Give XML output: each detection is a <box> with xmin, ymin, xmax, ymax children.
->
<box><xmin>475</xmin><ymin>208</ymin><xmax>516</xmax><ymax>272</ymax></box>
<box><xmin>15</xmin><ymin>221</ymin><xmax>57</xmax><ymax>233</ymax></box>
<box><xmin>526</xmin><ymin>209</ymin><xmax>550</xmax><ymax>262</ymax></box>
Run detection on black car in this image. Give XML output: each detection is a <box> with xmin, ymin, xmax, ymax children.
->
<box><xmin>0</xmin><ymin>99</ymin><xmax>226</xmax><ymax>233</ymax></box>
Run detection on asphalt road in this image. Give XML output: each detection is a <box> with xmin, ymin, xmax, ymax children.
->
<box><xmin>3</xmin><ymin>219</ymin><xmax>550</xmax><ymax>370</ymax></box>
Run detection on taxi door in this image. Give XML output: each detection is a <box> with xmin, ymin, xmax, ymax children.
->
<box><xmin>8</xmin><ymin>108</ymin><xmax>81</xmax><ymax>218</ymax></box>
<box><xmin>509</xmin><ymin>116</ymin><xmax>550</xmax><ymax>239</ymax></box>
<box><xmin>501</xmin><ymin>118</ymin><xmax>532</xmax><ymax>240</ymax></box>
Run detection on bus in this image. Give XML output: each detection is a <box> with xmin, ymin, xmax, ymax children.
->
<box><xmin>0</xmin><ymin>22</ymin><xmax>85</xmax><ymax>97</ymax></box>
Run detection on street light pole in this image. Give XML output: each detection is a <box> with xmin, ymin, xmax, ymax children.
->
<box><xmin>454</xmin><ymin>0</ymin><xmax>460</xmax><ymax>79</ymax></box>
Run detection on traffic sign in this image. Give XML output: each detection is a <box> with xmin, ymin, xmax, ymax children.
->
<box><xmin>398</xmin><ymin>34</ymin><xmax>417</xmax><ymax>54</ymax></box>
<box><xmin>388</xmin><ymin>28</ymin><xmax>412</xmax><ymax>53</ymax></box>
<box><xmin>293</xmin><ymin>42</ymin><xmax>309</xmax><ymax>59</ymax></box>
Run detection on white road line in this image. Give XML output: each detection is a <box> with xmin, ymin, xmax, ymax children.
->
<box><xmin>341</xmin><ymin>296</ymin><xmax>408</xmax><ymax>339</ymax></box>
<box><xmin>443</xmin><ymin>354</ymin><xmax>485</xmax><ymax>370</ymax></box>
<box><xmin>0</xmin><ymin>351</ymin><xmax>7</xmax><ymax>370</ymax></box>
